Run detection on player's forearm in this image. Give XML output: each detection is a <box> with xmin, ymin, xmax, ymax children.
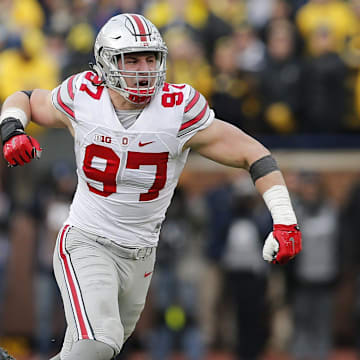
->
<box><xmin>253</xmin><ymin>167</ymin><xmax>286</xmax><ymax>194</ymax></box>
<box><xmin>254</xmin><ymin>170</ymin><xmax>297</xmax><ymax>225</ymax></box>
<box><xmin>0</xmin><ymin>91</ymin><xmax>31</xmax><ymax>128</ymax></box>
<box><xmin>246</xmin><ymin>152</ymin><xmax>297</xmax><ymax>225</ymax></box>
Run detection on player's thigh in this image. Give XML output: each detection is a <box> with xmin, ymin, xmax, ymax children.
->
<box><xmin>53</xmin><ymin>225</ymin><xmax>123</xmax><ymax>352</ymax></box>
<box><xmin>119</xmin><ymin>251</ymin><xmax>156</xmax><ymax>340</ymax></box>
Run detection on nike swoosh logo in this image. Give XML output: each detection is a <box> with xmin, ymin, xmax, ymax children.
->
<box><xmin>139</xmin><ymin>141</ymin><xmax>154</xmax><ymax>147</ymax></box>
<box><xmin>144</xmin><ymin>271</ymin><xmax>153</xmax><ymax>278</ymax></box>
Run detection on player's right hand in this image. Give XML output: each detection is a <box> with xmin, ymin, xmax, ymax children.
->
<box><xmin>3</xmin><ymin>134</ymin><xmax>42</xmax><ymax>166</ymax></box>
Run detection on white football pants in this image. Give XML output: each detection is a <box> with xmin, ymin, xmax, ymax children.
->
<box><xmin>53</xmin><ymin>225</ymin><xmax>156</xmax><ymax>358</ymax></box>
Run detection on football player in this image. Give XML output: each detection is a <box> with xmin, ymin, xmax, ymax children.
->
<box><xmin>0</xmin><ymin>14</ymin><xmax>301</xmax><ymax>360</ymax></box>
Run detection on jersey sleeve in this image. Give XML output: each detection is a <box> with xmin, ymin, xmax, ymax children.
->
<box><xmin>51</xmin><ymin>73</ymin><xmax>81</xmax><ymax>121</ymax></box>
<box><xmin>177</xmin><ymin>85</ymin><xmax>215</xmax><ymax>145</ymax></box>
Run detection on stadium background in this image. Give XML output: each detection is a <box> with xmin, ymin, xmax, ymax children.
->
<box><xmin>1</xmin><ymin>0</ymin><xmax>360</xmax><ymax>359</ymax></box>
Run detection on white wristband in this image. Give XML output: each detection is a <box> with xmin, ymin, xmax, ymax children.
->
<box><xmin>0</xmin><ymin>107</ymin><xmax>29</xmax><ymax>128</ymax></box>
<box><xmin>263</xmin><ymin>185</ymin><xmax>297</xmax><ymax>225</ymax></box>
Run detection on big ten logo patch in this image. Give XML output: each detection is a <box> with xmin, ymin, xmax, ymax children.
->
<box><xmin>121</xmin><ymin>137</ymin><xmax>129</xmax><ymax>146</ymax></box>
<box><xmin>94</xmin><ymin>134</ymin><xmax>112</xmax><ymax>144</ymax></box>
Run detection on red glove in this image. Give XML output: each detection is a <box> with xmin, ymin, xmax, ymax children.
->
<box><xmin>263</xmin><ymin>224</ymin><xmax>302</xmax><ymax>265</ymax></box>
<box><xmin>272</xmin><ymin>224</ymin><xmax>302</xmax><ymax>264</ymax></box>
<box><xmin>3</xmin><ymin>134</ymin><xmax>42</xmax><ymax>166</ymax></box>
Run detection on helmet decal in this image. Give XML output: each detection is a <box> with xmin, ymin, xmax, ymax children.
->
<box><xmin>125</xmin><ymin>14</ymin><xmax>151</xmax><ymax>43</ymax></box>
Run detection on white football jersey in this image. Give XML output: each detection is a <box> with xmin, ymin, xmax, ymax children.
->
<box><xmin>51</xmin><ymin>71</ymin><xmax>214</xmax><ymax>247</ymax></box>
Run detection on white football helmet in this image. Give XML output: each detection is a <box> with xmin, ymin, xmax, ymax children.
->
<box><xmin>93</xmin><ymin>13</ymin><xmax>168</xmax><ymax>104</ymax></box>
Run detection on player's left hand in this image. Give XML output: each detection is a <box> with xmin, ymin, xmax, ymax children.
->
<box><xmin>262</xmin><ymin>224</ymin><xmax>302</xmax><ymax>265</ymax></box>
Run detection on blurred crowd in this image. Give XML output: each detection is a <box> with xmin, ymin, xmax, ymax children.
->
<box><xmin>1</xmin><ymin>0</ymin><xmax>360</xmax><ymax>134</ymax></box>
<box><xmin>1</xmin><ymin>0</ymin><xmax>360</xmax><ymax>360</ymax></box>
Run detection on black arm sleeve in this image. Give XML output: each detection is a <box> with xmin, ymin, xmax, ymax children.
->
<box><xmin>249</xmin><ymin>155</ymin><xmax>279</xmax><ymax>183</ymax></box>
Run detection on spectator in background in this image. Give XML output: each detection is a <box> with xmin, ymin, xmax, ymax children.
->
<box><xmin>299</xmin><ymin>25</ymin><xmax>348</xmax><ymax>132</ymax></box>
<box><xmin>45</xmin><ymin>31</ymin><xmax>69</xmax><ymax>71</ymax></box>
<box><xmin>61</xmin><ymin>22</ymin><xmax>96</xmax><ymax>79</ymax></box>
<box><xmin>92</xmin><ymin>0</ymin><xmax>145</xmax><ymax>31</ymax></box>
<box><xmin>231</xmin><ymin>25</ymin><xmax>265</xmax><ymax>134</ymax></box>
<box><xmin>350</xmin><ymin>0</ymin><xmax>360</xmax><ymax>127</ymax></box>
<box><xmin>246</xmin><ymin>0</ymin><xmax>277</xmax><ymax>34</ymax></box>
<box><xmin>295</xmin><ymin>0</ymin><xmax>358</xmax><ymax>55</ymax></box>
<box><xmin>290</xmin><ymin>0</ymin><xmax>309</xmax><ymax>14</ymax></box>
<box><xmin>145</xmin><ymin>0</ymin><xmax>233</xmax><ymax>61</ymax></box>
<box><xmin>356</xmin><ymin>71</ymin><xmax>360</xmax><ymax>122</ymax></box>
<box><xmin>210</xmin><ymin>36</ymin><xmax>263</xmax><ymax>133</ymax></box>
<box><xmin>0</xmin><ymin>189</ymin><xmax>11</xmax><ymax>336</ymax></box>
<box><xmin>10</xmin><ymin>0</ymin><xmax>44</xmax><ymax>31</ymax></box>
<box><xmin>340</xmin><ymin>0</ymin><xmax>360</xmax><ymax>69</ymax></box>
<box><xmin>207</xmin><ymin>0</ymin><xmax>247</xmax><ymax>29</ymax></box>
<box><xmin>337</xmin><ymin>179</ymin><xmax>360</xmax><ymax>351</ymax></box>
<box><xmin>207</xmin><ymin>23</ymin><xmax>266</xmax><ymax>135</ymax></box>
<box><xmin>259</xmin><ymin>19</ymin><xmax>303</xmax><ymax>133</ymax></box>
<box><xmin>38</xmin><ymin>0</ymin><xmax>73</xmax><ymax>35</ymax></box>
<box><xmin>163</xmin><ymin>27</ymin><xmax>213</xmax><ymax>100</ymax></box>
<box><xmin>1</xmin><ymin>208</ymin><xmax>38</xmax><ymax>356</ymax></box>
<box><xmin>34</xmin><ymin>162</ymin><xmax>76</xmax><ymax>359</ymax></box>
<box><xmin>260</xmin><ymin>0</ymin><xmax>304</xmax><ymax>53</ymax></box>
<box><xmin>0</xmin><ymin>1</ymin><xmax>13</xmax><ymax>30</ymax></box>
<box><xmin>221</xmin><ymin>176</ymin><xmax>270</xmax><ymax>360</ymax></box>
<box><xmin>291</xmin><ymin>172</ymin><xmax>339</xmax><ymax>360</ymax></box>
<box><xmin>145</xmin><ymin>0</ymin><xmax>210</xmax><ymax>34</ymax></box>
<box><xmin>0</xmin><ymin>28</ymin><xmax>60</xmax><ymax>137</ymax></box>
<box><xmin>233</xmin><ymin>24</ymin><xmax>266</xmax><ymax>74</ymax></box>
<box><xmin>147</xmin><ymin>189</ymin><xmax>205</xmax><ymax>360</ymax></box>
<box><xmin>0</xmin><ymin>28</ymin><xmax>59</xmax><ymax>104</ymax></box>
<box><xmin>199</xmin><ymin>178</ymin><xmax>234</xmax><ymax>350</ymax></box>
<box><xmin>210</xmin><ymin>37</ymin><xmax>246</xmax><ymax>130</ymax></box>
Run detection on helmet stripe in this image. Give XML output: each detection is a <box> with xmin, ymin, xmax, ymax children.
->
<box><xmin>130</xmin><ymin>14</ymin><xmax>148</xmax><ymax>42</ymax></box>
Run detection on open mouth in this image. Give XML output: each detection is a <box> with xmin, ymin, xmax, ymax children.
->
<box><xmin>138</xmin><ymin>79</ymin><xmax>149</xmax><ymax>87</ymax></box>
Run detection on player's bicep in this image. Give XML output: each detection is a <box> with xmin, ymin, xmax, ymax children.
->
<box><xmin>30</xmin><ymin>89</ymin><xmax>69</xmax><ymax>128</ymax></box>
<box><xmin>186</xmin><ymin>119</ymin><xmax>270</xmax><ymax>169</ymax></box>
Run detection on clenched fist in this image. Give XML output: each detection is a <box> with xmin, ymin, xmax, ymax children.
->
<box><xmin>3</xmin><ymin>134</ymin><xmax>42</xmax><ymax>166</ymax></box>
<box><xmin>263</xmin><ymin>224</ymin><xmax>302</xmax><ymax>265</ymax></box>
<box><xmin>1</xmin><ymin>116</ymin><xmax>42</xmax><ymax>166</ymax></box>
